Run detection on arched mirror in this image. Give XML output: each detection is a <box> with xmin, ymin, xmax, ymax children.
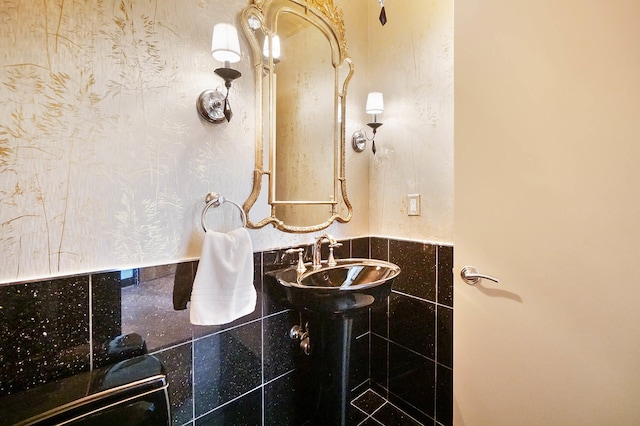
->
<box><xmin>241</xmin><ymin>0</ymin><xmax>354</xmax><ymax>232</ymax></box>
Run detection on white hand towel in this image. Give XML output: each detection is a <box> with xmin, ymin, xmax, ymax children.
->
<box><xmin>190</xmin><ymin>228</ymin><xmax>256</xmax><ymax>325</ymax></box>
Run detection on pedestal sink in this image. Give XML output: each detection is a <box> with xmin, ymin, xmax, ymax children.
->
<box><xmin>265</xmin><ymin>258</ymin><xmax>400</xmax><ymax>425</ymax></box>
<box><xmin>267</xmin><ymin>258</ymin><xmax>400</xmax><ymax>315</ymax></box>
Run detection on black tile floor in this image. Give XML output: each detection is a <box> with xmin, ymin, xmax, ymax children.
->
<box><xmin>351</xmin><ymin>389</ymin><xmax>424</xmax><ymax>425</ymax></box>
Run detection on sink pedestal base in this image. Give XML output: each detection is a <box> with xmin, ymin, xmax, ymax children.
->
<box><xmin>300</xmin><ymin>316</ymin><xmax>353</xmax><ymax>426</ymax></box>
<box><xmin>264</xmin><ymin>258</ymin><xmax>401</xmax><ymax>424</ymax></box>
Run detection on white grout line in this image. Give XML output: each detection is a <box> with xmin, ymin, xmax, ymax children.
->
<box><xmin>88</xmin><ymin>274</ymin><xmax>93</xmax><ymax>371</ymax></box>
<box><xmin>391</xmin><ymin>289</ymin><xmax>452</xmax><ymax>310</ymax></box>
<box><xmin>193</xmin><ymin>384</ymin><xmax>263</xmax><ymax>422</ymax></box>
<box><xmin>260</xmin><ymin>255</ymin><xmax>266</xmax><ymax>426</ymax></box>
<box><xmin>191</xmin><ymin>337</ymin><xmax>196</xmax><ymax>423</ymax></box>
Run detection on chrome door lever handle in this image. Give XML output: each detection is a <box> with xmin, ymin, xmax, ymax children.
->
<box><xmin>461</xmin><ymin>266</ymin><xmax>500</xmax><ymax>285</ymax></box>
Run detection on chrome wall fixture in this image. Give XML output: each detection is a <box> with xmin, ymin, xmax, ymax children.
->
<box><xmin>201</xmin><ymin>192</ymin><xmax>247</xmax><ymax>231</ymax></box>
<box><xmin>197</xmin><ymin>23</ymin><xmax>242</xmax><ymax>123</ymax></box>
<box><xmin>290</xmin><ymin>321</ymin><xmax>311</xmax><ymax>356</ymax></box>
<box><xmin>352</xmin><ymin>92</ymin><xmax>384</xmax><ymax>154</ymax></box>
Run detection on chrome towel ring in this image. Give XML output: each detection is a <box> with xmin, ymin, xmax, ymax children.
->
<box><xmin>201</xmin><ymin>192</ymin><xmax>247</xmax><ymax>232</ymax></box>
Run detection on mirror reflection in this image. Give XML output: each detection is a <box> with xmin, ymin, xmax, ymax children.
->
<box><xmin>274</xmin><ymin>11</ymin><xmax>335</xmax><ymax>204</ymax></box>
<box><xmin>241</xmin><ymin>0</ymin><xmax>354</xmax><ymax>233</ymax></box>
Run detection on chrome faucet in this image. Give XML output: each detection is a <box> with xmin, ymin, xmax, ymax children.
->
<box><xmin>312</xmin><ymin>234</ymin><xmax>341</xmax><ymax>270</ymax></box>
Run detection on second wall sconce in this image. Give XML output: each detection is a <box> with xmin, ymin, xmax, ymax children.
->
<box><xmin>197</xmin><ymin>23</ymin><xmax>242</xmax><ymax>123</ymax></box>
<box><xmin>352</xmin><ymin>92</ymin><xmax>384</xmax><ymax>154</ymax></box>
<box><xmin>263</xmin><ymin>34</ymin><xmax>281</xmax><ymax>60</ymax></box>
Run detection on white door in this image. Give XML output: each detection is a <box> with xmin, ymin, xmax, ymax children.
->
<box><xmin>454</xmin><ymin>1</ymin><xmax>640</xmax><ymax>425</ymax></box>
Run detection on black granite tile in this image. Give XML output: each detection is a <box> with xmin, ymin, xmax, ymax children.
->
<box><xmin>0</xmin><ymin>276</ymin><xmax>90</xmax><ymax>397</ymax></box>
<box><xmin>262</xmin><ymin>249</ymin><xmax>300</xmax><ymax>315</ymax></box>
<box><xmin>348</xmin><ymin>404</ymin><xmax>370</xmax><ymax>425</ymax></box>
<box><xmin>437</xmin><ymin>246</ymin><xmax>453</xmax><ymax>307</ymax></box>
<box><xmin>191</xmin><ymin>316</ymin><xmax>262</xmax><ymax>341</ymax></box>
<box><xmin>154</xmin><ymin>342</ymin><xmax>193</xmax><ymax>426</ymax></box>
<box><xmin>195</xmin><ymin>387</ymin><xmax>261</xmax><ymax>426</ymax></box>
<box><xmin>170</xmin><ymin>261</ymin><xmax>196</xmax><ymax>311</ymax></box>
<box><xmin>90</xmin><ymin>271</ymin><xmax>123</xmax><ymax>368</ymax></box>
<box><xmin>351</xmin><ymin>237</ymin><xmax>370</xmax><ymax>258</ymax></box>
<box><xmin>357</xmin><ymin>417</ymin><xmax>385</xmax><ymax>426</ymax></box>
<box><xmin>388</xmin><ymin>342</ymin><xmax>435</xmax><ymax>422</ymax></box>
<box><xmin>265</xmin><ymin>372</ymin><xmax>299</xmax><ymax>426</ymax></box>
<box><xmin>193</xmin><ymin>321</ymin><xmax>262</xmax><ymax>416</ymax></box>
<box><xmin>370</xmin><ymin>298</ymin><xmax>388</xmax><ymax>338</ymax></box>
<box><xmin>436</xmin><ymin>306</ymin><xmax>453</xmax><ymax>369</ymax></box>
<box><xmin>263</xmin><ymin>311</ymin><xmax>297</xmax><ymax>382</ymax></box>
<box><xmin>117</xmin><ymin>265</ymin><xmax>192</xmax><ymax>351</ymax></box>
<box><xmin>334</xmin><ymin>239</ymin><xmax>351</xmax><ymax>260</ymax></box>
<box><xmin>350</xmin><ymin>380</ymin><xmax>370</xmax><ymax>401</ymax></box>
<box><xmin>370</xmin><ymin>237</ymin><xmax>389</xmax><ymax>261</ymax></box>
<box><xmin>349</xmin><ymin>333</ymin><xmax>370</xmax><ymax>393</ymax></box>
<box><xmin>253</xmin><ymin>252</ymin><xmax>264</xmax><ymax>319</ymax></box>
<box><xmin>0</xmin><ymin>240</ymin><xmax>450</xmax><ymax>426</ymax></box>
<box><xmin>352</xmin><ymin>308</ymin><xmax>369</xmax><ymax>338</ymax></box>
<box><xmin>253</xmin><ymin>252</ymin><xmax>266</xmax><ymax>321</ymax></box>
<box><xmin>389</xmin><ymin>294</ymin><xmax>436</xmax><ymax>359</ymax></box>
<box><xmin>436</xmin><ymin>364</ymin><xmax>453</xmax><ymax>426</ymax></box>
<box><xmin>253</xmin><ymin>251</ymin><xmax>262</xmax><ymax>280</ymax></box>
<box><xmin>290</xmin><ymin>352</ymin><xmax>316</xmax><ymax>425</ymax></box>
<box><xmin>352</xmin><ymin>389</ymin><xmax>386</xmax><ymax>415</ymax></box>
<box><xmin>370</xmin><ymin>380</ymin><xmax>387</xmax><ymax>402</ymax></box>
<box><xmin>370</xmin><ymin>334</ymin><xmax>388</xmax><ymax>392</ymax></box>
<box><xmin>390</xmin><ymin>240</ymin><xmax>437</xmax><ymax>301</ymax></box>
<box><xmin>372</xmin><ymin>402</ymin><xmax>425</xmax><ymax>426</ymax></box>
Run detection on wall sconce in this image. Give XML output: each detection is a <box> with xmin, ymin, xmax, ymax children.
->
<box><xmin>352</xmin><ymin>92</ymin><xmax>384</xmax><ymax>154</ymax></box>
<box><xmin>263</xmin><ymin>34</ymin><xmax>281</xmax><ymax>60</ymax></box>
<box><xmin>197</xmin><ymin>23</ymin><xmax>242</xmax><ymax>123</ymax></box>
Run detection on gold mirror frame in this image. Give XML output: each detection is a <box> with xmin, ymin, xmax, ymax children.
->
<box><xmin>241</xmin><ymin>0</ymin><xmax>354</xmax><ymax>233</ymax></box>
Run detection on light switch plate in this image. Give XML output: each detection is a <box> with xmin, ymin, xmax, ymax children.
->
<box><xmin>408</xmin><ymin>193</ymin><xmax>420</xmax><ymax>216</ymax></box>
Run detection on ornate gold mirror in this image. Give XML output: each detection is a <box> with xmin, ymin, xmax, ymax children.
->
<box><xmin>241</xmin><ymin>0</ymin><xmax>354</xmax><ymax>232</ymax></box>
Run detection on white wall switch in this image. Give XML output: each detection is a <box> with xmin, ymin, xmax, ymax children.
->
<box><xmin>408</xmin><ymin>193</ymin><xmax>421</xmax><ymax>216</ymax></box>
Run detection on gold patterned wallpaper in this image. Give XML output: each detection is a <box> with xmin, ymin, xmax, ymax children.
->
<box><xmin>0</xmin><ymin>0</ymin><xmax>263</xmax><ymax>283</ymax></box>
<box><xmin>0</xmin><ymin>0</ymin><xmax>453</xmax><ymax>284</ymax></box>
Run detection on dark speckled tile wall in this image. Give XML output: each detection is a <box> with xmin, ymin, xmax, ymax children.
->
<box><xmin>390</xmin><ymin>240</ymin><xmax>437</xmax><ymax>301</ymax></box>
<box><xmin>193</xmin><ymin>320</ymin><xmax>262</xmax><ymax>417</ymax></box>
<box><xmin>196</xmin><ymin>387</ymin><xmax>262</xmax><ymax>425</ymax></box>
<box><xmin>438</xmin><ymin>245</ymin><xmax>454</xmax><ymax>307</ymax></box>
<box><xmin>155</xmin><ymin>342</ymin><xmax>193</xmax><ymax>426</ymax></box>
<box><xmin>263</xmin><ymin>311</ymin><xmax>297</xmax><ymax>382</ymax></box>
<box><xmin>370</xmin><ymin>239</ymin><xmax>453</xmax><ymax>426</ymax></box>
<box><xmin>0</xmin><ymin>276</ymin><xmax>90</xmax><ymax>397</ymax></box>
<box><xmin>0</xmin><ymin>237</ymin><xmax>453</xmax><ymax>426</ymax></box>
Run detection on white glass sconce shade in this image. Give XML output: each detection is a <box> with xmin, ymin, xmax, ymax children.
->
<box><xmin>365</xmin><ymin>92</ymin><xmax>384</xmax><ymax>115</ymax></box>
<box><xmin>211</xmin><ymin>23</ymin><xmax>241</xmax><ymax>63</ymax></box>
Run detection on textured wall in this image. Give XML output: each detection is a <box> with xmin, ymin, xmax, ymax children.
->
<box><xmin>0</xmin><ymin>0</ymin><xmax>453</xmax><ymax>284</ymax></box>
<box><xmin>367</xmin><ymin>0</ymin><xmax>454</xmax><ymax>243</ymax></box>
<box><xmin>0</xmin><ymin>0</ymin><xmax>371</xmax><ymax>284</ymax></box>
<box><xmin>0</xmin><ymin>0</ymin><xmax>250</xmax><ymax>282</ymax></box>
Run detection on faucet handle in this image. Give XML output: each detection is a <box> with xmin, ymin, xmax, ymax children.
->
<box><xmin>285</xmin><ymin>248</ymin><xmax>307</xmax><ymax>274</ymax></box>
<box><xmin>327</xmin><ymin>242</ymin><xmax>342</xmax><ymax>267</ymax></box>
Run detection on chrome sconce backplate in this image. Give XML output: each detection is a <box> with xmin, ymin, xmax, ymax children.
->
<box><xmin>351</xmin><ymin>130</ymin><xmax>367</xmax><ymax>152</ymax></box>
<box><xmin>196</xmin><ymin>89</ymin><xmax>227</xmax><ymax>123</ymax></box>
